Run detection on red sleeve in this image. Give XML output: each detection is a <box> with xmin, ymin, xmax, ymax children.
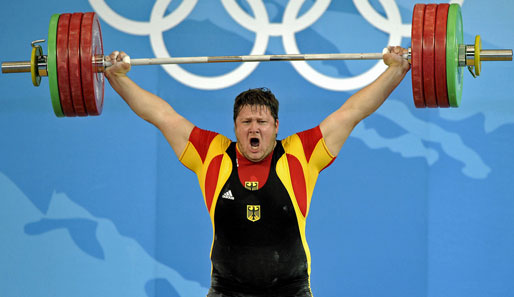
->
<box><xmin>179</xmin><ymin>127</ymin><xmax>232</xmax><ymax>212</ymax></box>
<box><xmin>296</xmin><ymin>126</ymin><xmax>323</xmax><ymax>163</ymax></box>
<box><xmin>295</xmin><ymin>126</ymin><xmax>335</xmax><ymax>171</ymax></box>
<box><xmin>188</xmin><ymin>127</ymin><xmax>219</xmax><ymax>163</ymax></box>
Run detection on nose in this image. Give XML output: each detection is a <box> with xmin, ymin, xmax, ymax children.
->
<box><xmin>249</xmin><ymin>121</ymin><xmax>260</xmax><ymax>134</ymax></box>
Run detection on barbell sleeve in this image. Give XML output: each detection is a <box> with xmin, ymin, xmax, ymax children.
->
<box><xmin>479</xmin><ymin>49</ymin><xmax>513</xmax><ymax>61</ymax></box>
<box><xmin>2</xmin><ymin>61</ymin><xmax>32</xmax><ymax>73</ymax></box>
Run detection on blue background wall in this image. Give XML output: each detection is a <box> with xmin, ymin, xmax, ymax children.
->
<box><xmin>1</xmin><ymin>1</ymin><xmax>513</xmax><ymax>296</ymax></box>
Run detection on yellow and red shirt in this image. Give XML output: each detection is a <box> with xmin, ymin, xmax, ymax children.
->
<box><xmin>179</xmin><ymin>126</ymin><xmax>335</xmax><ymax>295</ymax></box>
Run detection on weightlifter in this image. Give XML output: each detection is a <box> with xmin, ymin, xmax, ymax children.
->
<box><xmin>105</xmin><ymin>46</ymin><xmax>410</xmax><ymax>297</ymax></box>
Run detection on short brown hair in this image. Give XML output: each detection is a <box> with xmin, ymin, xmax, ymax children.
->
<box><xmin>233</xmin><ymin>88</ymin><xmax>279</xmax><ymax>122</ymax></box>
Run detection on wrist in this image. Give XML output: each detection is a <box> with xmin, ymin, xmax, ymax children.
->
<box><xmin>388</xmin><ymin>61</ymin><xmax>411</xmax><ymax>74</ymax></box>
<box><xmin>105</xmin><ymin>70</ymin><xmax>128</xmax><ymax>82</ymax></box>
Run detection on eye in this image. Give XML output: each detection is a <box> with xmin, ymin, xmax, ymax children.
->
<box><xmin>258</xmin><ymin>120</ymin><xmax>267</xmax><ymax>124</ymax></box>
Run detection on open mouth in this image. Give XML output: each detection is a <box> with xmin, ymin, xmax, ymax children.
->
<box><xmin>250</xmin><ymin>137</ymin><xmax>260</xmax><ymax>148</ymax></box>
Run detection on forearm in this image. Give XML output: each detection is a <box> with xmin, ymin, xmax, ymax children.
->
<box><xmin>107</xmin><ymin>74</ymin><xmax>173</xmax><ymax>125</ymax></box>
<box><xmin>104</xmin><ymin>51</ymin><xmax>194</xmax><ymax>158</ymax></box>
<box><xmin>344</xmin><ymin>64</ymin><xmax>408</xmax><ymax>121</ymax></box>
<box><xmin>320</xmin><ymin>47</ymin><xmax>410</xmax><ymax>156</ymax></box>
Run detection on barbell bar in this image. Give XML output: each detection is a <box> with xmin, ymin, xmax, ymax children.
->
<box><xmin>1</xmin><ymin>3</ymin><xmax>512</xmax><ymax>118</ymax></box>
<box><xmin>4</xmin><ymin>47</ymin><xmax>510</xmax><ymax>70</ymax></box>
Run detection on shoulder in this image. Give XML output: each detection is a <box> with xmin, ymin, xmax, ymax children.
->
<box><xmin>282</xmin><ymin>126</ymin><xmax>324</xmax><ymax>156</ymax></box>
<box><xmin>179</xmin><ymin>127</ymin><xmax>232</xmax><ymax>170</ymax></box>
<box><xmin>282</xmin><ymin>126</ymin><xmax>335</xmax><ymax>169</ymax></box>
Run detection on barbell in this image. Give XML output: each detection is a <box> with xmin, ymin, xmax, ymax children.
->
<box><xmin>1</xmin><ymin>3</ymin><xmax>512</xmax><ymax>117</ymax></box>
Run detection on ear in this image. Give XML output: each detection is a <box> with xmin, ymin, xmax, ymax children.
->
<box><xmin>275</xmin><ymin>119</ymin><xmax>279</xmax><ymax>134</ymax></box>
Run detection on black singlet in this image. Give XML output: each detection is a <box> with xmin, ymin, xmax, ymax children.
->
<box><xmin>207</xmin><ymin>142</ymin><xmax>312</xmax><ymax>297</ymax></box>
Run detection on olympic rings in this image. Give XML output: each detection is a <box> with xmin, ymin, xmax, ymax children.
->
<box><xmin>88</xmin><ymin>0</ymin><xmax>465</xmax><ymax>91</ymax></box>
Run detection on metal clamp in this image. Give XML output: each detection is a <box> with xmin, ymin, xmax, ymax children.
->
<box><xmin>30</xmin><ymin>40</ymin><xmax>46</xmax><ymax>86</ymax></box>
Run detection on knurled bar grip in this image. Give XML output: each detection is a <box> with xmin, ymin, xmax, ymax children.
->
<box><xmin>105</xmin><ymin>52</ymin><xmax>405</xmax><ymax>67</ymax></box>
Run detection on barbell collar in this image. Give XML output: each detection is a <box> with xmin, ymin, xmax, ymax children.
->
<box><xmin>460</xmin><ymin>47</ymin><xmax>512</xmax><ymax>67</ymax></box>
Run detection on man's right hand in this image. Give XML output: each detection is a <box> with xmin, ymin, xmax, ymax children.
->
<box><xmin>103</xmin><ymin>50</ymin><xmax>194</xmax><ymax>158</ymax></box>
<box><xmin>105</xmin><ymin>51</ymin><xmax>131</xmax><ymax>80</ymax></box>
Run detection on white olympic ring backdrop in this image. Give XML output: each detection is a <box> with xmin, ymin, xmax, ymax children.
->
<box><xmin>89</xmin><ymin>0</ymin><xmax>464</xmax><ymax>90</ymax></box>
<box><xmin>0</xmin><ymin>1</ymin><xmax>513</xmax><ymax>297</ymax></box>
<box><xmin>90</xmin><ymin>0</ymin><xmax>412</xmax><ymax>90</ymax></box>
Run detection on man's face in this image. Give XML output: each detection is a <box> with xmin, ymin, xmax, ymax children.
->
<box><xmin>235</xmin><ymin>104</ymin><xmax>279</xmax><ymax>163</ymax></box>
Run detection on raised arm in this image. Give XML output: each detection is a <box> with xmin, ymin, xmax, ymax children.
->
<box><xmin>105</xmin><ymin>51</ymin><xmax>194</xmax><ymax>158</ymax></box>
<box><xmin>319</xmin><ymin>46</ymin><xmax>411</xmax><ymax>156</ymax></box>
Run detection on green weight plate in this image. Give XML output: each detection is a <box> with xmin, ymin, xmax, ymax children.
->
<box><xmin>48</xmin><ymin>14</ymin><xmax>64</xmax><ymax>117</ymax></box>
<box><xmin>446</xmin><ymin>4</ymin><xmax>463</xmax><ymax>107</ymax></box>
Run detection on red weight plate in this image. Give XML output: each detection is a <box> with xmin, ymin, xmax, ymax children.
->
<box><xmin>81</xmin><ymin>12</ymin><xmax>104</xmax><ymax>116</ymax></box>
<box><xmin>69</xmin><ymin>13</ymin><xmax>87</xmax><ymax>117</ymax></box>
<box><xmin>434</xmin><ymin>4</ymin><xmax>450</xmax><ymax>108</ymax></box>
<box><xmin>422</xmin><ymin>4</ymin><xmax>437</xmax><ymax>108</ymax></box>
<box><xmin>411</xmin><ymin>4</ymin><xmax>425</xmax><ymax>108</ymax></box>
<box><xmin>56</xmin><ymin>13</ymin><xmax>75</xmax><ymax>117</ymax></box>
